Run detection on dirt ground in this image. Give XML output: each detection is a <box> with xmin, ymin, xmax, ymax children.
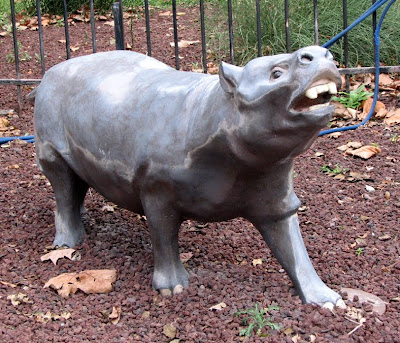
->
<box><xmin>0</xmin><ymin>6</ymin><xmax>399</xmax><ymax>343</ymax></box>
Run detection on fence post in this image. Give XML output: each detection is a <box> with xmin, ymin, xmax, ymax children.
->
<box><xmin>113</xmin><ymin>1</ymin><xmax>125</xmax><ymax>50</ymax></box>
<box><xmin>9</xmin><ymin>0</ymin><xmax>21</xmax><ymax>111</ymax></box>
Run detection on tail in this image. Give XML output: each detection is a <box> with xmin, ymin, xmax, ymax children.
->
<box><xmin>27</xmin><ymin>87</ymin><xmax>38</xmax><ymax>104</ymax></box>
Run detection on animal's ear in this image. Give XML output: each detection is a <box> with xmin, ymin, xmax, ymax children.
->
<box><xmin>219</xmin><ymin>62</ymin><xmax>242</xmax><ymax>94</ymax></box>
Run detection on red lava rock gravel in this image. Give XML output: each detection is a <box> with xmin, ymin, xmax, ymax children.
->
<box><xmin>0</xmin><ymin>6</ymin><xmax>399</xmax><ymax>343</ymax></box>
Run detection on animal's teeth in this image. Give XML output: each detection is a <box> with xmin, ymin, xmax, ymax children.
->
<box><xmin>328</xmin><ymin>82</ymin><xmax>337</xmax><ymax>94</ymax></box>
<box><xmin>316</xmin><ymin>84</ymin><xmax>329</xmax><ymax>94</ymax></box>
<box><xmin>305</xmin><ymin>87</ymin><xmax>318</xmax><ymax>99</ymax></box>
<box><xmin>309</xmin><ymin>103</ymin><xmax>330</xmax><ymax>111</ymax></box>
<box><xmin>305</xmin><ymin>82</ymin><xmax>338</xmax><ymax>99</ymax></box>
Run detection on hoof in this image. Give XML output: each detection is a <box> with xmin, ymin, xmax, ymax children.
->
<box><xmin>159</xmin><ymin>284</ymin><xmax>185</xmax><ymax>297</ymax></box>
<box><xmin>322</xmin><ymin>298</ymin><xmax>347</xmax><ymax>312</ymax></box>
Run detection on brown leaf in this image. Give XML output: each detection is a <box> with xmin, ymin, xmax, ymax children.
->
<box><xmin>44</xmin><ymin>269</ymin><xmax>117</xmax><ymax>298</ymax></box>
<box><xmin>104</xmin><ymin>21</ymin><xmax>115</xmax><ymax>27</ymax></box>
<box><xmin>347</xmin><ymin>145</ymin><xmax>381</xmax><ymax>159</ymax></box>
<box><xmin>209</xmin><ymin>302</ymin><xmax>227</xmax><ymax>311</ymax></box>
<box><xmin>384</xmin><ymin>108</ymin><xmax>400</xmax><ymax>125</ymax></box>
<box><xmin>7</xmin><ymin>293</ymin><xmax>33</xmax><ymax>306</ymax></box>
<box><xmin>70</xmin><ymin>45</ymin><xmax>79</xmax><ymax>52</ymax></box>
<box><xmin>0</xmin><ymin>280</ymin><xmax>17</xmax><ymax>288</ymax></box>
<box><xmin>378</xmin><ymin>74</ymin><xmax>393</xmax><ymax>86</ymax></box>
<box><xmin>0</xmin><ymin>117</ymin><xmax>9</xmax><ymax>129</ymax></box>
<box><xmin>109</xmin><ymin>306</ymin><xmax>122</xmax><ymax>324</ymax></box>
<box><xmin>170</xmin><ymin>40</ymin><xmax>200</xmax><ymax>48</ymax></box>
<box><xmin>378</xmin><ymin>234</ymin><xmax>391</xmax><ymax>241</ymax></box>
<box><xmin>0</xmin><ymin>31</ymin><xmax>8</xmax><ymax>37</ymax></box>
<box><xmin>341</xmin><ymin>287</ymin><xmax>386</xmax><ymax>315</ymax></box>
<box><xmin>159</xmin><ymin>11</ymin><xmax>172</xmax><ymax>16</ymax></box>
<box><xmin>163</xmin><ymin>323</ymin><xmax>177</xmax><ymax>338</ymax></box>
<box><xmin>362</xmin><ymin>99</ymin><xmax>386</xmax><ymax>119</ymax></box>
<box><xmin>252</xmin><ymin>258</ymin><xmax>263</xmax><ymax>266</ymax></box>
<box><xmin>40</xmin><ymin>248</ymin><xmax>76</xmax><ymax>265</ymax></box>
<box><xmin>180</xmin><ymin>252</ymin><xmax>193</xmax><ymax>263</ymax></box>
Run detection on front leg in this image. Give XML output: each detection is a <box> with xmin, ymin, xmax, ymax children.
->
<box><xmin>141</xmin><ymin>191</ymin><xmax>189</xmax><ymax>296</ymax></box>
<box><xmin>253</xmin><ymin>213</ymin><xmax>343</xmax><ymax>307</ymax></box>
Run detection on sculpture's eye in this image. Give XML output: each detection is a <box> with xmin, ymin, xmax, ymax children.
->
<box><xmin>271</xmin><ymin>68</ymin><xmax>284</xmax><ymax>80</ymax></box>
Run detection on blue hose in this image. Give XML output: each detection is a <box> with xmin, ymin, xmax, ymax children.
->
<box><xmin>0</xmin><ymin>135</ymin><xmax>35</xmax><ymax>145</ymax></box>
<box><xmin>319</xmin><ymin>0</ymin><xmax>397</xmax><ymax>136</ymax></box>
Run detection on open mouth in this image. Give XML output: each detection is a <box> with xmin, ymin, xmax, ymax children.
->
<box><xmin>291</xmin><ymin>81</ymin><xmax>338</xmax><ymax>113</ymax></box>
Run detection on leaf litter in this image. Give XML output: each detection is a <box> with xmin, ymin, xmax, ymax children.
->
<box><xmin>44</xmin><ymin>269</ymin><xmax>117</xmax><ymax>298</ymax></box>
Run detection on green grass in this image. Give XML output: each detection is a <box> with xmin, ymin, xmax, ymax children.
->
<box><xmin>206</xmin><ymin>0</ymin><xmax>400</xmax><ymax>67</ymax></box>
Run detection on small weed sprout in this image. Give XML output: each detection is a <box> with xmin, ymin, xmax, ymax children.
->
<box><xmin>355</xmin><ymin>247</ymin><xmax>364</xmax><ymax>256</ymax></box>
<box><xmin>370</xmin><ymin>142</ymin><xmax>380</xmax><ymax>148</ymax></box>
<box><xmin>235</xmin><ymin>303</ymin><xmax>280</xmax><ymax>337</ymax></box>
<box><xmin>332</xmin><ymin>85</ymin><xmax>373</xmax><ymax>109</ymax></box>
<box><xmin>321</xmin><ymin>164</ymin><xmax>347</xmax><ymax>175</ymax></box>
<box><xmin>390</xmin><ymin>133</ymin><xmax>399</xmax><ymax>143</ymax></box>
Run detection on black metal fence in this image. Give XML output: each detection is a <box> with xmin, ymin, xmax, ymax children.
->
<box><xmin>1</xmin><ymin>0</ymin><xmax>400</xmax><ymax>108</ymax></box>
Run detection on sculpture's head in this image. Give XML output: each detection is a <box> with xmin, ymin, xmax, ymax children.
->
<box><xmin>219</xmin><ymin>46</ymin><xmax>342</xmax><ymax>159</ymax></box>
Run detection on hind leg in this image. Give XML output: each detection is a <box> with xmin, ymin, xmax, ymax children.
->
<box><xmin>37</xmin><ymin>142</ymin><xmax>88</xmax><ymax>247</ymax></box>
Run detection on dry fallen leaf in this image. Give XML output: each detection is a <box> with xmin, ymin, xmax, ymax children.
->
<box><xmin>101</xmin><ymin>205</ymin><xmax>115</xmax><ymax>212</ymax></box>
<box><xmin>378</xmin><ymin>74</ymin><xmax>393</xmax><ymax>86</ymax></box>
<box><xmin>7</xmin><ymin>293</ymin><xmax>33</xmax><ymax>306</ymax></box>
<box><xmin>209</xmin><ymin>302</ymin><xmax>227</xmax><ymax>311</ymax></box>
<box><xmin>159</xmin><ymin>11</ymin><xmax>172</xmax><ymax>16</ymax></box>
<box><xmin>347</xmin><ymin>145</ymin><xmax>381</xmax><ymax>159</ymax></box>
<box><xmin>252</xmin><ymin>258</ymin><xmax>263</xmax><ymax>266</ymax></box>
<box><xmin>170</xmin><ymin>40</ymin><xmax>200</xmax><ymax>48</ymax></box>
<box><xmin>384</xmin><ymin>108</ymin><xmax>400</xmax><ymax>125</ymax></box>
<box><xmin>109</xmin><ymin>306</ymin><xmax>122</xmax><ymax>325</ymax></box>
<box><xmin>163</xmin><ymin>323</ymin><xmax>177</xmax><ymax>338</ymax></box>
<box><xmin>0</xmin><ymin>117</ymin><xmax>9</xmax><ymax>129</ymax></box>
<box><xmin>44</xmin><ymin>269</ymin><xmax>117</xmax><ymax>298</ymax></box>
<box><xmin>341</xmin><ymin>287</ymin><xmax>386</xmax><ymax>315</ymax></box>
<box><xmin>361</xmin><ymin>99</ymin><xmax>386</xmax><ymax>120</ymax></box>
<box><xmin>34</xmin><ymin>311</ymin><xmax>71</xmax><ymax>323</ymax></box>
<box><xmin>180</xmin><ymin>252</ymin><xmax>193</xmax><ymax>263</ymax></box>
<box><xmin>70</xmin><ymin>45</ymin><xmax>80</xmax><ymax>52</ymax></box>
<box><xmin>41</xmin><ymin>248</ymin><xmax>76</xmax><ymax>265</ymax></box>
<box><xmin>0</xmin><ymin>280</ymin><xmax>17</xmax><ymax>288</ymax></box>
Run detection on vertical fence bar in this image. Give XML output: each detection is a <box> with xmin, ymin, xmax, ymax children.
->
<box><xmin>200</xmin><ymin>0</ymin><xmax>207</xmax><ymax>73</ymax></box>
<box><xmin>113</xmin><ymin>1</ymin><xmax>125</xmax><ymax>49</ymax></box>
<box><xmin>343</xmin><ymin>0</ymin><xmax>350</xmax><ymax>91</ymax></box>
<box><xmin>35</xmin><ymin>0</ymin><xmax>45</xmax><ymax>75</ymax></box>
<box><xmin>313</xmin><ymin>0</ymin><xmax>319</xmax><ymax>45</ymax></box>
<box><xmin>118</xmin><ymin>0</ymin><xmax>125</xmax><ymax>45</ymax></box>
<box><xmin>284</xmin><ymin>0</ymin><xmax>290</xmax><ymax>52</ymax></box>
<box><xmin>172</xmin><ymin>0</ymin><xmax>180</xmax><ymax>70</ymax></box>
<box><xmin>255</xmin><ymin>0</ymin><xmax>262</xmax><ymax>57</ymax></box>
<box><xmin>372</xmin><ymin>0</ymin><xmax>376</xmax><ymax>60</ymax></box>
<box><xmin>144</xmin><ymin>0</ymin><xmax>152</xmax><ymax>56</ymax></box>
<box><xmin>62</xmin><ymin>0</ymin><xmax>71</xmax><ymax>59</ymax></box>
<box><xmin>90</xmin><ymin>0</ymin><xmax>97</xmax><ymax>53</ymax></box>
<box><xmin>10</xmin><ymin>0</ymin><xmax>21</xmax><ymax>110</ymax></box>
<box><xmin>227</xmin><ymin>0</ymin><xmax>235</xmax><ymax>64</ymax></box>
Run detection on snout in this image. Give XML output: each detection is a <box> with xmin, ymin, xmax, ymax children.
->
<box><xmin>297</xmin><ymin>46</ymin><xmax>334</xmax><ymax>65</ymax></box>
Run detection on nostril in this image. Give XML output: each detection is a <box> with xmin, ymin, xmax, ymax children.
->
<box><xmin>300</xmin><ymin>53</ymin><xmax>313</xmax><ymax>63</ymax></box>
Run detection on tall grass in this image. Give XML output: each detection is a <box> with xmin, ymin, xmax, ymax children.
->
<box><xmin>207</xmin><ymin>0</ymin><xmax>400</xmax><ymax>67</ymax></box>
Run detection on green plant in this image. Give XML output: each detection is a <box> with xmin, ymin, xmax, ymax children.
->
<box><xmin>321</xmin><ymin>163</ymin><xmax>347</xmax><ymax>175</ymax></box>
<box><xmin>355</xmin><ymin>247</ymin><xmax>364</xmax><ymax>256</ymax></box>
<box><xmin>5</xmin><ymin>40</ymin><xmax>31</xmax><ymax>63</ymax></box>
<box><xmin>332</xmin><ymin>85</ymin><xmax>373</xmax><ymax>109</ymax></box>
<box><xmin>235</xmin><ymin>303</ymin><xmax>280</xmax><ymax>337</ymax></box>
<box><xmin>207</xmin><ymin>0</ymin><xmax>400</xmax><ymax>67</ymax></box>
<box><xmin>390</xmin><ymin>133</ymin><xmax>399</xmax><ymax>142</ymax></box>
<box><xmin>370</xmin><ymin>142</ymin><xmax>380</xmax><ymax>147</ymax></box>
